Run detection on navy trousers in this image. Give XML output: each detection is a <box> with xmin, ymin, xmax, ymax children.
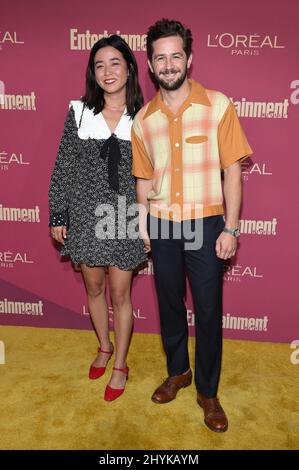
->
<box><xmin>148</xmin><ymin>214</ymin><xmax>225</xmax><ymax>398</ymax></box>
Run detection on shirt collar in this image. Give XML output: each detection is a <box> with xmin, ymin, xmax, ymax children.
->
<box><xmin>143</xmin><ymin>79</ymin><xmax>211</xmax><ymax>119</ymax></box>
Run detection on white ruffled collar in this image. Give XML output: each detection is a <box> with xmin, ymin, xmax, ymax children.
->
<box><xmin>70</xmin><ymin>100</ymin><xmax>132</xmax><ymax>141</ymax></box>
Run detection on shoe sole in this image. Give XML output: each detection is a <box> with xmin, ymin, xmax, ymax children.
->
<box><xmin>197</xmin><ymin>399</ymin><xmax>228</xmax><ymax>433</ymax></box>
<box><xmin>151</xmin><ymin>377</ymin><xmax>192</xmax><ymax>404</ymax></box>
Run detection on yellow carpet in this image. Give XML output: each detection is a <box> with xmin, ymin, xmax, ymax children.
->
<box><xmin>0</xmin><ymin>325</ymin><xmax>298</xmax><ymax>450</ymax></box>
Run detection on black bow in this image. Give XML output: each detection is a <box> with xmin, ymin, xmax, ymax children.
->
<box><xmin>100</xmin><ymin>133</ymin><xmax>121</xmax><ymax>192</ymax></box>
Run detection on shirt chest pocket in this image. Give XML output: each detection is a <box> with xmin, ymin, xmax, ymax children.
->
<box><xmin>184</xmin><ymin>135</ymin><xmax>208</xmax><ymax>164</ymax></box>
<box><xmin>185</xmin><ymin>135</ymin><xmax>208</xmax><ymax>144</ymax></box>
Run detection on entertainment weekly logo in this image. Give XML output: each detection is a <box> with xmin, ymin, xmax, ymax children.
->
<box><xmin>70</xmin><ymin>28</ymin><xmax>146</xmax><ymax>51</ymax></box>
<box><xmin>231</xmin><ymin>97</ymin><xmax>289</xmax><ymax>119</ymax></box>
<box><xmin>223</xmin><ymin>264</ymin><xmax>263</xmax><ymax>283</ymax></box>
<box><xmin>0</xmin><ymin>30</ymin><xmax>24</xmax><ymax>51</ymax></box>
<box><xmin>207</xmin><ymin>33</ymin><xmax>285</xmax><ymax>56</ymax></box>
<box><xmin>187</xmin><ymin>309</ymin><xmax>269</xmax><ymax>332</ymax></box>
<box><xmin>0</xmin><ymin>251</ymin><xmax>34</xmax><ymax>269</ymax></box>
<box><xmin>0</xmin><ymin>204</ymin><xmax>40</xmax><ymax>223</ymax></box>
<box><xmin>239</xmin><ymin>218</ymin><xmax>277</xmax><ymax>236</ymax></box>
<box><xmin>0</xmin><ymin>91</ymin><xmax>37</xmax><ymax>111</ymax></box>
<box><xmin>0</xmin><ymin>297</ymin><xmax>43</xmax><ymax>316</ymax></box>
<box><xmin>0</xmin><ymin>151</ymin><xmax>30</xmax><ymax>172</ymax></box>
<box><xmin>82</xmin><ymin>305</ymin><xmax>147</xmax><ymax>321</ymax></box>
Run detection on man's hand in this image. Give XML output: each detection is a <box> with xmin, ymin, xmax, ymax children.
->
<box><xmin>220</xmin><ymin>160</ymin><xmax>242</xmax><ymax>259</ymax></box>
<box><xmin>50</xmin><ymin>226</ymin><xmax>67</xmax><ymax>245</ymax></box>
<box><xmin>215</xmin><ymin>231</ymin><xmax>237</xmax><ymax>259</ymax></box>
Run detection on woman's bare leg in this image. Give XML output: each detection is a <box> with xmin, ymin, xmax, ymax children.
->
<box><xmin>108</xmin><ymin>266</ymin><xmax>133</xmax><ymax>388</ymax></box>
<box><xmin>81</xmin><ymin>264</ymin><xmax>112</xmax><ymax>367</ymax></box>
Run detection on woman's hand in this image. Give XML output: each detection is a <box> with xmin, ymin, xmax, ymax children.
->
<box><xmin>142</xmin><ymin>234</ymin><xmax>151</xmax><ymax>254</ymax></box>
<box><xmin>50</xmin><ymin>226</ymin><xmax>67</xmax><ymax>245</ymax></box>
<box><xmin>139</xmin><ymin>227</ymin><xmax>151</xmax><ymax>253</ymax></box>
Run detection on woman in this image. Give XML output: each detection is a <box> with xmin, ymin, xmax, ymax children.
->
<box><xmin>49</xmin><ymin>35</ymin><xmax>147</xmax><ymax>401</ymax></box>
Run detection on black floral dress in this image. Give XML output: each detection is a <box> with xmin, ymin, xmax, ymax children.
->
<box><xmin>49</xmin><ymin>100</ymin><xmax>147</xmax><ymax>270</ymax></box>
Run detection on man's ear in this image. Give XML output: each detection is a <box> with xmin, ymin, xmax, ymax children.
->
<box><xmin>147</xmin><ymin>59</ymin><xmax>154</xmax><ymax>73</ymax></box>
<box><xmin>187</xmin><ymin>53</ymin><xmax>193</xmax><ymax>69</ymax></box>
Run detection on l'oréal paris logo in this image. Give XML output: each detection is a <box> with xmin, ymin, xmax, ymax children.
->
<box><xmin>224</xmin><ymin>264</ymin><xmax>263</xmax><ymax>283</ymax></box>
<box><xmin>0</xmin><ymin>31</ymin><xmax>24</xmax><ymax>51</ymax></box>
<box><xmin>0</xmin><ymin>251</ymin><xmax>34</xmax><ymax>269</ymax></box>
<box><xmin>83</xmin><ymin>305</ymin><xmax>146</xmax><ymax>320</ymax></box>
<box><xmin>207</xmin><ymin>33</ymin><xmax>285</xmax><ymax>55</ymax></box>
<box><xmin>241</xmin><ymin>162</ymin><xmax>272</xmax><ymax>181</ymax></box>
<box><xmin>0</xmin><ymin>151</ymin><xmax>30</xmax><ymax>171</ymax></box>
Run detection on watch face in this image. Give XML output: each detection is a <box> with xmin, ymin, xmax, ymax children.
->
<box><xmin>223</xmin><ymin>227</ymin><xmax>240</xmax><ymax>237</ymax></box>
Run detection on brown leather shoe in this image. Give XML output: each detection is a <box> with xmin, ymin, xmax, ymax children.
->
<box><xmin>197</xmin><ymin>393</ymin><xmax>228</xmax><ymax>433</ymax></box>
<box><xmin>151</xmin><ymin>369</ymin><xmax>192</xmax><ymax>404</ymax></box>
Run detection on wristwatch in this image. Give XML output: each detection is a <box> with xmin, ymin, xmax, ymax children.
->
<box><xmin>223</xmin><ymin>227</ymin><xmax>240</xmax><ymax>238</ymax></box>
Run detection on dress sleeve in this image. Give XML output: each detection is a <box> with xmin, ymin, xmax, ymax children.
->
<box><xmin>48</xmin><ymin>105</ymin><xmax>78</xmax><ymax>227</ymax></box>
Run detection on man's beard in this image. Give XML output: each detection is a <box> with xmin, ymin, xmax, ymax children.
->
<box><xmin>154</xmin><ymin>66</ymin><xmax>188</xmax><ymax>91</ymax></box>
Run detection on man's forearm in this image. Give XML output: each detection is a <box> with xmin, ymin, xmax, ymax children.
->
<box><xmin>223</xmin><ymin>161</ymin><xmax>242</xmax><ymax>228</ymax></box>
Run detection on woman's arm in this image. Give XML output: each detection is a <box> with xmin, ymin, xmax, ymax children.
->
<box><xmin>48</xmin><ymin>105</ymin><xmax>78</xmax><ymax>243</ymax></box>
<box><xmin>136</xmin><ymin>177</ymin><xmax>152</xmax><ymax>253</ymax></box>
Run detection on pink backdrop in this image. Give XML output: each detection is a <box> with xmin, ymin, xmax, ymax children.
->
<box><xmin>1</xmin><ymin>0</ymin><xmax>298</xmax><ymax>342</ymax></box>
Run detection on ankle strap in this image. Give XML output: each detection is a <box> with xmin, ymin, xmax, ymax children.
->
<box><xmin>98</xmin><ymin>346</ymin><xmax>113</xmax><ymax>354</ymax></box>
<box><xmin>112</xmin><ymin>366</ymin><xmax>129</xmax><ymax>373</ymax></box>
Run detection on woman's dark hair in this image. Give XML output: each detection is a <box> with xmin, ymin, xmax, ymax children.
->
<box><xmin>82</xmin><ymin>35</ymin><xmax>143</xmax><ymax>118</ymax></box>
<box><xmin>146</xmin><ymin>19</ymin><xmax>193</xmax><ymax>62</ymax></box>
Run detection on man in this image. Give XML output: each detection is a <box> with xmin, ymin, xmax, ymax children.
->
<box><xmin>131</xmin><ymin>19</ymin><xmax>252</xmax><ymax>433</ymax></box>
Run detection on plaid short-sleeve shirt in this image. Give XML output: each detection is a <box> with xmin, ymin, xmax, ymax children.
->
<box><xmin>132</xmin><ymin>79</ymin><xmax>253</xmax><ymax>221</ymax></box>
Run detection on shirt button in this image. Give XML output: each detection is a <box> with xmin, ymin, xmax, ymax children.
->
<box><xmin>175</xmin><ymin>168</ymin><xmax>180</xmax><ymax>172</ymax></box>
<box><xmin>174</xmin><ymin>118</ymin><xmax>178</xmax><ymax>122</ymax></box>
<box><xmin>176</xmin><ymin>192</ymin><xmax>180</xmax><ymax>197</ymax></box>
<box><xmin>175</xmin><ymin>142</ymin><xmax>180</xmax><ymax>147</ymax></box>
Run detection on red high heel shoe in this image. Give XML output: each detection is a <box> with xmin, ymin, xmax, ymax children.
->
<box><xmin>89</xmin><ymin>343</ymin><xmax>114</xmax><ymax>380</ymax></box>
<box><xmin>104</xmin><ymin>366</ymin><xmax>129</xmax><ymax>401</ymax></box>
